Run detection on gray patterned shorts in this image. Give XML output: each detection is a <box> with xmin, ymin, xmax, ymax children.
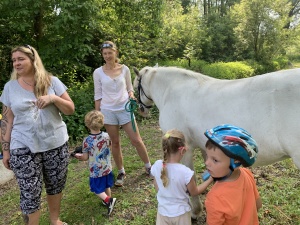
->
<box><xmin>9</xmin><ymin>142</ymin><xmax>69</xmax><ymax>214</ymax></box>
<box><xmin>101</xmin><ymin>108</ymin><xmax>133</xmax><ymax>125</ymax></box>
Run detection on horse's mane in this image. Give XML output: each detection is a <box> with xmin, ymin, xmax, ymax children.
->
<box><xmin>158</xmin><ymin>66</ymin><xmax>212</xmax><ymax>83</ymax></box>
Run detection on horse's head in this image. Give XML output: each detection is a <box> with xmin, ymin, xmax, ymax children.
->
<box><xmin>133</xmin><ymin>67</ymin><xmax>154</xmax><ymax>117</ymax></box>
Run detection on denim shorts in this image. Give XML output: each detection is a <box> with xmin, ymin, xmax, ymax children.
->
<box><xmin>90</xmin><ymin>172</ymin><xmax>114</xmax><ymax>194</ymax></box>
<box><xmin>101</xmin><ymin>108</ymin><xmax>133</xmax><ymax>126</ymax></box>
<box><xmin>9</xmin><ymin>142</ymin><xmax>69</xmax><ymax>214</ymax></box>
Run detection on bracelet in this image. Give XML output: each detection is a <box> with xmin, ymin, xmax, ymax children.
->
<box><xmin>49</xmin><ymin>95</ymin><xmax>54</xmax><ymax>103</ymax></box>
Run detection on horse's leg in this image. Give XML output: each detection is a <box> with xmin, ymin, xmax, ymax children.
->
<box><xmin>181</xmin><ymin>146</ymin><xmax>203</xmax><ymax>219</ymax></box>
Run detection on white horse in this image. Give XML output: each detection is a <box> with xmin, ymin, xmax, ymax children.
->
<box><xmin>133</xmin><ymin>66</ymin><xmax>300</xmax><ymax>218</ymax></box>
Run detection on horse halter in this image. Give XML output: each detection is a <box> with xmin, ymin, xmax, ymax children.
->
<box><xmin>137</xmin><ymin>75</ymin><xmax>153</xmax><ymax>112</ymax></box>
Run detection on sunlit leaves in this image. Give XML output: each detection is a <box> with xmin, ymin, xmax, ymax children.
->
<box><xmin>231</xmin><ymin>0</ymin><xmax>292</xmax><ymax>61</ymax></box>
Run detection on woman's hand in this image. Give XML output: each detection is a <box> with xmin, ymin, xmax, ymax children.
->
<box><xmin>2</xmin><ymin>151</ymin><xmax>11</xmax><ymax>170</ymax></box>
<box><xmin>35</xmin><ymin>95</ymin><xmax>53</xmax><ymax>109</ymax></box>
<box><xmin>36</xmin><ymin>92</ymin><xmax>74</xmax><ymax>115</ymax></box>
<box><xmin>128</xmin><ymin>91</ymin><xmax>135</xmax><ymax>100</ymax></box>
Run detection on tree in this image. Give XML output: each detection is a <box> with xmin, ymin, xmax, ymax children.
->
<box><xmin>201</xmin><ymin>0</ymin><xmax>240</xmax><ymax>17</ymax></box>
<box><xmin>93</xmin><ymin>0</ymin><xmax>164</xmax><ymax>67</ymax></box>
<box><xmin>231</xmin><ymin>0</ymin><xmax>293</xmax><ymax>61</ymax></box>
<box><xmin>0</xmin><ymin>0</ymin><xmax>102</xmax><ymax>86</ymax></box>
<box><xmin>284</xmin><ymin>0</ymin><xmax>300</xmax><ymax>28</ymax></box>
<box><xmin>0</xmin><ymin>0</ymin><xmax>167</xmax><ymax>89</ymax></box>
<box><xmin>153</xmin><ymin>1</ymin><xmax>205</xmax><ymax>62</ymax></box>
<box><xmin>200</xmin><ymin>13</ymin><xmax>238</xmax><ymax>62</ymax></box>
<box><xmin>196</xmin><ymin>0</ymin><xmax>240</xmax><ymax>62</ymax></box>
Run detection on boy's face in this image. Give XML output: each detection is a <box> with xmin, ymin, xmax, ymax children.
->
<box><xmin>205</xmin><ymin>146</ymin><xmax>231</xmax><ymax>178</ymax></box>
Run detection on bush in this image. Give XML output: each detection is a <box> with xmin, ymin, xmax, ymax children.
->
<box><xmin>244</xmin><ymin>57</ymin><xmax>290</xmax><ymax>75</ymax></box>
<box><xmin>62</xmin><ymin>77</ymin><xmax>94</xmax><ymax>144</ymax></box>
<box><xmin>242</xmin><ymin>60</ymin><xmax>266</xmax><ymax>75</ymax></box>
<box><xmin>159</xmin><ymin>59</ymin><xmax>208</xmax><ymax>73</ymax></box>
<box><xmin>202</xmin><ymin>61</ymin><xmax>254</xmax><ymax>79</ymax></box>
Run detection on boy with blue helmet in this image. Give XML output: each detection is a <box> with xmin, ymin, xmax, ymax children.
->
<box><xmin>203</xmin><ymin>124</ymin><xmax>262</xmax><ymax>225</ymax></box>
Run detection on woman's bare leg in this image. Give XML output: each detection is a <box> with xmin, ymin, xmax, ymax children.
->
<box><xmin>105</xmin><ymin>124</ymin><xmax>123</xmax><ymax>170</ymax></box>
<box><xmin>26</xmin><ymin>211</ymin><xmax>40</xmax><ymax>225</ymax></box>
<box><xmin>122</xmin><ymin>121</ymin><xmax>150</xmax><ymax>164</ymax></box>
<box><xmin>47</xmin><ymin>192</ymin><xmax>64</xmax><ymax>225</ymax></box>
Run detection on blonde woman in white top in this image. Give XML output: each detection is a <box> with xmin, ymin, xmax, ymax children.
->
<box><xmin>93</xmin><ymin>41</ymin><xmax>151</xmax><ymax>187</ymax></box>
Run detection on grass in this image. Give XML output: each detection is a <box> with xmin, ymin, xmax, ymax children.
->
<box><xmin>1</xmin><ymin>117</ymin><xmax>300</xmax><ymax>225</ymax></box>
<box><xmin>291</xmin><ymin>61</ymin><xmax>300</xmax><ymax>68</ymax></box>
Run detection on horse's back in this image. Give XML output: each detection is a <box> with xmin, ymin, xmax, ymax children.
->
<box><xmin>151</xmin><ymin>67</ymin><xmax>300</xmax><ymax>168</ymax></box>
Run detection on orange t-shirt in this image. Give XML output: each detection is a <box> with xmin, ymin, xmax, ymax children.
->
<box><xmin>205</xmin><ymin>168</ymin><xmax>260</xmax><ymax>225</ymax></box>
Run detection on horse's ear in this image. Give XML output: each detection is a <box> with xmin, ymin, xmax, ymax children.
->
<box><xmin>133</xmin><ymin>67</ymin><xmax>140</xmax><ymax>77</ymax></box>
<box><xmin>154</xmin><ymin>63</ymin><xmax>158</xmax><ymax>68</ymax></box>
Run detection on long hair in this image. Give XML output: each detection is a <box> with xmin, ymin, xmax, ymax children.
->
<box><xmin>11</xmin><ymin>45</ymin><xmax>52</xmax><ymax>98</ymax></box>
<box><xmin>161</xmin><ymin>129</ymin><xmax>186</xmax><ymax>187</ymax></box>
<box><xmin>101</xmin><ymin>41</ymin><xmax>120</xmax><ymax>63</ymax></box>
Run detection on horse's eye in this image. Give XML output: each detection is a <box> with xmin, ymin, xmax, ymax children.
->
<box><xmin>139</xmin><ymin>105</ymin><xmax>145</xmax><ymax>112</ymax></box>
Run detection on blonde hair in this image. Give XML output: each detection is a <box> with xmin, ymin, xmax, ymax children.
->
<box><xmin>11</xmin><ymin>45</ymin><xmax>52</xmax><ymax>98</ymax></box>
<box><xmin>101</xmin><ymin>41</ymin><xmax>120</xmax><ymax>63</ymax></box>
<box><xmin>84</xmin><ymin>110</ymin><xmax>104</xmax><ymax>131</ymax></box>
<box><xmin>161</xmin><ymin>129</ymin><xmax>186</xmax><ymax>187</ymax></box>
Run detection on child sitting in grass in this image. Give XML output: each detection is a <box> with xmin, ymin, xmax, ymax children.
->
<box><xmin>75</xmin><ymin>110</ymin><xmax>116</xmax><ymax>216</ymax></box>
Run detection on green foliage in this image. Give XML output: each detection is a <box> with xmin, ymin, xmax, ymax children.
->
<box><xmin>242</xmin><ymin>60</ymin><xmax>267</xmax><ymax>75</ymax></box>
<box><xmin>93</xmin><ymin>0</ymin><xmax>164</xmax><ymax>69</ymax></box>
<box><xmin>62</xmin><ymin>77</ymin><xmax>94</xmax><ymax>143</ymax></box>
<box><xmin>202</xmin><ymin>61</ymin><xmax>255</xmax><ymax>79</ymax></box>
<box><xmin>244</xmin><ymin>56</ymin><xmax>290</xmax><ymax>74</ymax></box>
<box><xmin>153</xmin><ymin>2</ymin><xmax>204</xmax><ymax>62</ymax></box>
<box><xmin>231</xmin><ymin>0</ymin><xmax>292</xmax><ymax>62</ymax></box>
<box><xmin>0</xmin><ymin>0</ymin><xmax>101</xmax><ymax>89</ymax></box>
<box><xmin>1</xmin><ymin>0</ymin><xmax>299</xmax><ymax>93</ymax></box>
<box><xmin>200</xmin><ymin>13</ymin><xmax>238</xmax><ymax>62</ymax></box>
<box><xmin>159</xmin><ymin>59</ymin><xmax>208</xmax><ymax>73</ymax></box>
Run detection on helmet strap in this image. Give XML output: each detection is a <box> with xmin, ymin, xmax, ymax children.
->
<box><xmin>229</xmin><ymin>158</ymin><xmax>241</xmax><ymax>170</ymax></box>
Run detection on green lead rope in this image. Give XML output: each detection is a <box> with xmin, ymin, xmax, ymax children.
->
<box><xmin>125</xmin><ymin>98</ymin><xmax>138</xmax><ymax>132</ymax></box>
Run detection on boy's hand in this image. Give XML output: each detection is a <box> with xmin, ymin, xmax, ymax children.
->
<box><xmin>75</xmin><ymin>153</ymin><xmax>83</xmax><ymax>159</ymax></box>
<box><xmin>70</xmin><ymin>146</ymin><xmax>83</xmax><ymax>157</ymax></box>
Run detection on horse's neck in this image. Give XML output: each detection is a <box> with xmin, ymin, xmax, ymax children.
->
<box><xmin>147</xmin><ymin>72</ymin><xmax>170</xmax><ymax>107</ymax></box>
<box><xmin>147</xmin><ymin>68</ymin><xmax>213</xmax><ymax>107</ymax></box>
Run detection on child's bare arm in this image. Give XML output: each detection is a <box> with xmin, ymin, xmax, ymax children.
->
<box><xmin>187</xmin><ymin>176</ymin><xmax>213</xmax><ymax>196</ymax></box>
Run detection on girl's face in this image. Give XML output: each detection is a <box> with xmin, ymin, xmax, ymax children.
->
<box><xmin>12</xmin><ymin>51</ymin><xmax>34</xmax><ymax>76</ymax></box>
<box><xmin>102</xmin><ymin>48</ymin><xmax>117</xmax><ymax>63</ymax></box>
<box><xmin>205</xmin><ymin>146</ymin><xmax>231</xmax><ymax>178</ymax></box>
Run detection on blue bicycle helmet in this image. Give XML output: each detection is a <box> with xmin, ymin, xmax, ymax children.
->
<box><xmin>204</xmin><ymin>124</ymin><xmax>258</xmax><ymax>168</ymax></box>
